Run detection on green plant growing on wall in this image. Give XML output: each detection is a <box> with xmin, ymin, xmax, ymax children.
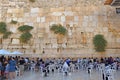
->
<box><xmin>18</xmin><ymin>25</ymin><xmax>33</xmax><ymax>43</ymax></box>
<box><xmin>29</xmin><ymin>0</ymin><xmax>36</xmax><ymax>2</ymax></box>
<box><xmin>93</xmin><ymin>34</ymin><xmax>107</xmax><ymax>52</ymax></box>
<box><xmin>50</xmin><ymin>24</ymin><xmax>67</xmax><ymax>52</ymax></box>
<box><xmin>20</xmin><ymin>32</ymin><xmax>32</xmax><ymax>43</ymax></box>
<box><xmin>50</xmin><ymin>24</ymin><xmax>67</xmax><ymax>35</ymax></box>
<box><xmin>3</xmin><ymin>31</ymin><xmax>12</xmax><ymax>39</ymax></box>
<box><xmin>18</xmin><ymin>25</ymin><xmax>33</xmax><ymax>32</ymax></box>
<box><xmin>10</xmin><ymin>20</ymin><xmax>18</xmax><ymax>24</ymax></box>
<box><xmin>0</xmin><ymin>22</ymin><xmax>7</xmax><ymax>34</ymax></box>
<box><xmin>0</xmin><ymin>22</ymin><xmax>12</xmax><ymax>39</ymax></box>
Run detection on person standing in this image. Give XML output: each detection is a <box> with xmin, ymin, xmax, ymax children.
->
<box><xmin>19</xmin><ymin>57</ymin><xmax>25</xmax><ymax>75</ymax></box>
<box><xmin>8</xmin><ymin>57</ymin><xmax>16</xmax><ymax>80</ymax></box>
<box><xmin>63</xmin><ymin>61</ymin><xmax>69</xmax><ymax>76</ymax></box>
<box><xmin>4</xmin><ymin>62</ymin><xmax>9</xmax><ymax>79</ymax></box>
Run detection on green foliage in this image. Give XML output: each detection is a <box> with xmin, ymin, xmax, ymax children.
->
<box><xmin>93</xmin><ymin>34</ymin><xmax>107</xmax><ymax>52</ymax></box>
<box><xmin>29</xmin><ymin>0</ymin><xmax>36</xmax><ymax>2</ymax></box>
<box><xmin>50</xmin><ymin>24</ymin><xmax>58</xmax><ymax>31</ymax></box>
<box><xmin>0</xmin><ymin>22</ymin><xmax>7</xmax><ymax>34</ymax></box>
<box><xmin>18</xmin><ymin>25</ymin><xmax>33</xmax><ymax>32</ymax></box>
<box><xmin>50</xmin><ymin>24</ymin><xmax>67</xmax><ymax>35</ymax></box>
<box><xmin>18</xmin><ymin>25</ymin><xmax>33</xmax><ymax>43</ymax></box>
<box><xmin>10</xmin><ymin>20</ymin><xmax>17</xmax><ymax>24</ymax></box>
<box><xmin>3</xmin><ymin>31</ymin><xmax>12</xmax><ymax>39</ymax></box>
<box><xmin>20</xmin><ymin>32</ymin><xmax>32</xmax><ymax>43</ymax></box>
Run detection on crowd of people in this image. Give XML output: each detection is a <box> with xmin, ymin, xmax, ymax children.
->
<box><xmin>0</xmin><ymin>55</ymin><xmax>120</xmax><ymax>80</ymax></box>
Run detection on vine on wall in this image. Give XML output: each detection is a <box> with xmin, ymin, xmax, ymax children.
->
<box><xmin>18</xmin><ymin>25</ymin><xmax>33</xmax><ymax>43</ymax></box>
<box><xmin>0</xmin><ymin>22</ymin><xmax>12</xmax><ymax>39</ymax></box>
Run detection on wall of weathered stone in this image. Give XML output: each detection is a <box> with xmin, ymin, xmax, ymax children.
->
<box><xmin>0</xmin><ymin>0</ymin><xmax>120</xmax><ymax>57</ymax></box>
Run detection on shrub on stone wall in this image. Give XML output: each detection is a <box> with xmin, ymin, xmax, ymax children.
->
<box><xmin>20</xmin><ymin>32</ymin><xmax>32</xmax><ymax>43</ymax></box>
<box><xmin>50</xmin><ymin>24</ymin><xmax>67</xmax><ymax>35</ymax></box>
<box><xmin>18</xmin><ymin>25</ymin><xmax>33</xmax><ymax>43</ymax></box>
<box><xmin>93</xmin><ymin>34</ymin><xmax>107</xmax><ymax>52</ymax></box>
<box><xmin>10</xmin><ymin>20</ymin><xmax>18</xmax><ymax>24</ymax></box>
<box><xmin>29</xmin><ymin>0</ymin><xmax>36</xmax><ymax>2</ymax></box>
<box><xmin>50</xmin><ymin>24</ymin><xmax>67</xmax><ymax>52</ymax></box>
<box><xmin>18</xmin><ymin>25</ymin><xmax>33</xmax><ymax>32</ymax></box>
<box><xmin>0</xmin><ymin>22</ymin><xmax>7</xmax><ymax>34</ymax></box>
<box><xmin>0</xmin><ymin>22</ymin><xmax>12</xmax><ymax>39</ymax></box>
<box><xmin>3</xmin><ymin>31</ymin><xmax>12</xmax><ymax>39</ymax></box>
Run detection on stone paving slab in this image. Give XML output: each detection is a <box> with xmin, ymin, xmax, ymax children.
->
<box><xmin>14</xmin><ymin>70</ymin><xmax>120</xmax><ymax>80</ymax></box>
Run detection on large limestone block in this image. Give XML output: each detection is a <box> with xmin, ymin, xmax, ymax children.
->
<box><xmin>10</xmin><ymin>27</ymin><xmax>17</xmax><ymax>33</ymax></box>
<box><xmin>46</xmin><ymin>16</ymin><xmax>51</xmax><ymax>22</ymax></box>
<box><xmin>73</xmin><ymin>7</ymin><xmax>81</xmax><ymax>12</ymax></box>
<box><xmin>2</xmin><ymin>46</ymin><xmax>8</xmax><ymax>49</ymax></box>
<box><xmin>37</xmin><ymin>17</ymin><xmax>40</xmax><ymax>22</ymax></box>
<box><xmin>50</xmin><ymin>16</ymin><xmax>56</xmax><ymax>21</ymax></box>
<box><xmin>12</xmin><ymin>9</ymin><xmax>21</xmax><ymax>13</ymax></box>
<box><xmin>85</xmin><ymin>28</ymin><xmax>94</xmax><ymax>32</ymax></box>
<box><xmin>30</xmin><ymin>13</ymin><xmax>38</xmax><ymax>17</ymax></box>
<box><xmin>12</xmin><ymin>38</ymin><xmax>20</xmax><ymax>44</ymax></box>
<box><xmin>31</xmin><ymin>8</ymin><xmax>39</xmax><ymax>13</ymax></box>
<box><xmin>49</xmin><ymin>22</ymin><xmax>56</xmax><ymax>25</ymax></box>
<box><xmin>52</xmin><ymin>44</ymin><xmax>58</xmax><ymax>48</ymax></box>
<box><xmin>38</xmin><ymin>33</ymin><xmax>44</xmax><ymax>38</ymax></box>
<box><xmin>9</xmin><ymin>2</ymin><xmax>16</xmax><ymax>6</ymax></box>
<box><xmin>92</xmin><ymin>21</ymin><xmax>97</xmax><ymax>27</ymax></box>
<box><xmin>6</xmin><ymin>18</ymin><xmax>11</xmax><ymax>23</ymax></box>
<box><xmin>117</xmin><ymin>38</ymin><xmax>120</xmax><ymax>42</ymax></box>
<box><xmin>2</xmin><ymin>39</ymin><xmax>11</xmax><ymax>44</ymax></box>
<box><xmin>103</xmin><ymin>27</ymin><xmax>108</xmax><ymax>32</ymax></box>
<box><xmin>38</xmin><ymin>13</ymin><xmax>44</xmax><ymax>16</ymax></box>
<box><xmin>82</xmin><ymin>21</ymin><xmax>88</xmax><ymax>27</ymax></box>
<box><xmin>39</xmin><ymin>23</ymin><xmax>46</xmax><ymax>28</ymax></box>
<box><xmin>61</xmin><ymin>16</ymin><xmax>66</xmax><ymax>22</ymax></box>
<box><xmin>41</xmin><ymin>17</ymin><xmax>46</xmax><ymax>23</ymax></box>
<box><xmin>55</xmin><ymin>16</ymin><xmax>60</xmax><ymax>22</ymax></box>
<box><xmin>65</xmin><ymin>7</ymin><xmax>72</xmax><ymax>11</ymax></box>
<box><xmin>51</xmin><ymin>12</ymin><xmax>62</xmax><ymax>16</ymax></box>
<box><xmin>74</xmin><ymin>16</ymin><xmax>79</xmax><ymax>22</ymax></box>
<box><xmin>25</xmin><ymin>17</ymin><xmax>36</xmax><ymax>22</ymax></box>
<box><xmin>16</xmin><ymin>13</ymin><xmax>24</xmax><ymax>17</ymax></box>
<box><xmin>44</xmin><ymin>23</ymin><xmax>50</xmax><ymax>33</ymax></box>
<box><xmin>34</xmin><ymin>23</ymin><xmax>39</xmax><ymax>27</ymax></box>
<box><xmin>10</xmin><ymin>34</ymin><xmax>21</xmax><ymax>38</ymax></box>
<box><xmin>24</xmin><ymin>22</ymin><xmax>33</xmax><ymax>26</ymax></box>
<box><xmin>39</xmin><ymin>8</ymin><xmax>44</xmax><ymax>13</ymax></box>
<box><xmin>84</xmin><ymin>16</ymin><xmax>89</xmax><ymax>21</ymax></box>
<box><xmin>51</xmin><ymin>38</ymin><xmax>57</xmax><ymax>43</ymax></box>
<box><xmin>7</xmin><ymin>9</ymin><xmax>12</xmax><ymax>13</ymax></box>
<box><xmin>57</xmin><ymin>7</ymin><xmax>64</xmax><ymax>12</ymax></box>
<box><xmin>63</xmin><ymin>11</ymin><xmax>73</xmax><ymax>16</ymax></box>
<box><xmin>66</xmin><ymin>16</ymin><xmax>74</xmax><ymax>22</ymax></box>
<box><xmin>88</xmin><ymin>16</ymin><xmax>93</xmax><ymax>21</ymax></box>
<box><xmin>18</xmin><ymin>18</ymin><xmax>24</xmax><ymax>22</ymax></box>
<box><xmin>12</xmin><ymin>17</ymin><xmax>17</xmax><ymax>21</ymax></box>
<box><xmin>50</xmin><ymin>8</ymin><xmax>59</xmax><ymax>12</ymax></box>
<box><xmin>23</xmin><ymin>45</ymin><xmax>30</xmax><ymax>48</ymax></box>
<box><xmin>24</xmin><ymin>13</ymin><xmax>30</xmax><ymax>17</ymax></box>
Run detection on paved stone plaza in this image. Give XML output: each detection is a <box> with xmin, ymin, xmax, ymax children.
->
<box><xmin>15</xmin><ymin>69</ymin><xmax>120</xmax><ymax>80</ymax></box>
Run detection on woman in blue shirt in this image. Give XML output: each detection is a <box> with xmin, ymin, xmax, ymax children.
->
<box><xmin>8</xmin><ymin>57</ymin><xmax>16</xmax><ymax>80</ymax></box>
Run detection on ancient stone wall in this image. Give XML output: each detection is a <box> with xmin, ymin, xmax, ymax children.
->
<box><xmin>0</xmin><ymin>0</ymin><xmax>120</xmax><ymax>57</ymax></box>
